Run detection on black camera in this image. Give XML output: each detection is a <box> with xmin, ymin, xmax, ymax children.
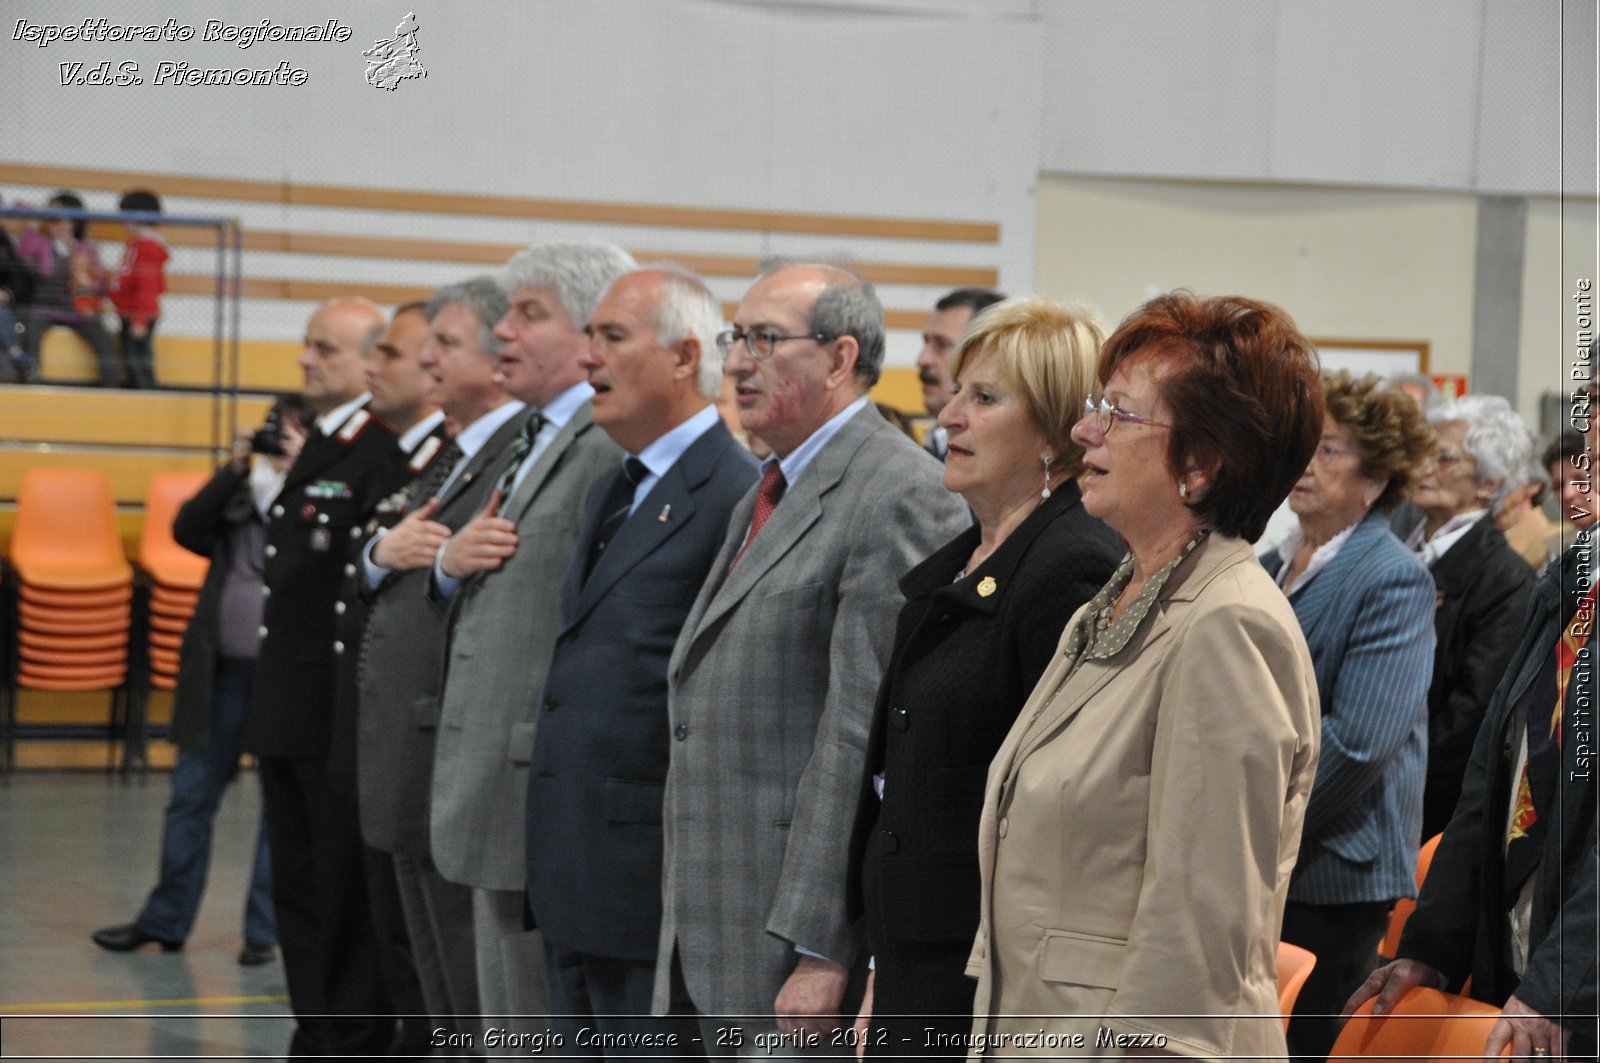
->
<box><xmin>250</xmin><ymin>410</ymin><xmax>286</xmax><ymax>456</ymax></box>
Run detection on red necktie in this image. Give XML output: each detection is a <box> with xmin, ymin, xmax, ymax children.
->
<box><xmin>731</xmin><ymin>463</ymin><xmax>786</xmax><ymax>570</ymax></box>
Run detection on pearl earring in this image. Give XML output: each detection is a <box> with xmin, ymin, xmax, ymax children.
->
<box><xmin>1178</xmin><ymin>480</ymin><xmax>1189</xmax><ymax>500</ymax></box>
<box><xmin>1041</xmin><ymin>454</ymin><xmax>1053</xmax><ymax>501</ymax></box>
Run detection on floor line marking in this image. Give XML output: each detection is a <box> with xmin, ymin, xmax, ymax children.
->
<box><xmin>0</xmin><ymin>994</ymin><xmax>290</xmax><ymax>1012</ymax></box>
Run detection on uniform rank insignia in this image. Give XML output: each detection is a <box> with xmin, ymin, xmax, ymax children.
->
<box><xmin>409</xmin><ymin>435</ymin><xmax>443</xmax><ymax>472</ymax></box>
<box><xmin>336</xmin><ymin>409</ymin><xmax>372</xmax><ymax>441</ymax></box>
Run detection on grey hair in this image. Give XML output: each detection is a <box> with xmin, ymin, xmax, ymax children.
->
<box><xmin>755</xmin><ymin>261</ymin><xmax>885</xmax><ymax>387</ymax></box>
<box><xmin>1430</xmin><ymin>394</ymin><xmax>1533</xmax><ymax>509</ymax></box>
<box><xmin>634</xmin><ymin>265</ymin><xmax>725</xmax><ymax>399</ymax></box>
<box><xmin>1390</xmin><ymin>371</ymin><xmax>1445</xmax><ymax>413</ymax></box>
<box><xmin>499</xmin><ymin>242</ymin><xmax>638</xmax><ymax>327</ymax></box>
<box><xmin>426</xmin><ymin>276</ymin><xmax>507</xmax><ymax>357</ymax></box>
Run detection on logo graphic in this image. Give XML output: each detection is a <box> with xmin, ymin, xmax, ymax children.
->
<box><xmin>363</xmin><ymin>13</ymin><xmax>424</xmax><ymax>91</ymax></box>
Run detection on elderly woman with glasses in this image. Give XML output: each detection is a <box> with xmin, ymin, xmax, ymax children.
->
<box><xmin>1409</xmin><ymin>395</ymin><xmax>1536</xmax><ymax>841</ymax></box>
<box><xmin>1258</xmin><ymin>370</ymin><xmax>1438</xmax><ymax>1057</ymax></box>
<box><xmin>965</xmin><ymin>292</ymin><xmax>1322</xmax><ymax>1059</ymax></box>
<box><xmin>845</xmin><ymin>299</ymin><xmax>1122</xmax><ymax>1056</ymax></box>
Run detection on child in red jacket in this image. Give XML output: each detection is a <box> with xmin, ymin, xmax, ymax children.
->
<box><xmin>111</xmin><ymin>189</ymin><xmax>170</xmax><ymax>389</ymax></box>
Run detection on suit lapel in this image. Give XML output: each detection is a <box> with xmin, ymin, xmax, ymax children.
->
<box><xmin>505</xmin><ymin>402</ymin><xmax>594</xmax><ymax>524</ymax></box>
<box><xmin>566</xmin><ymin>424</ymin><xmax>732</xmax><ymax>626</ymax></box>
<box><xmin>1428</xmin><ymin>516</ymin><xmax>1489</xmax><ymax>598</ymax></box>
<box><xmin>1288</xmin><ymin>511</ymin><xmax>1390</xmax><ymax>645</ymax></box>
<box><xmin>686</xmin><ymin>406</ymin><xmax>881</xmax><ymax>641</ymax></box>
<box><xmin>1009</xmin><ymin>533</ymin><xmax>1243</xmax><ymax>763</ymax></box>
<box><xmin>435</xmin><ymin>408</ymin><xmax>533</xmax><ymax>522</ymax></box>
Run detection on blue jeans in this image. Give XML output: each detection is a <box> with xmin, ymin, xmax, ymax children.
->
<box><xmin>136</xmin><ymin>657</ymin><xmax>277</xmax><ymax>945</ymax></box>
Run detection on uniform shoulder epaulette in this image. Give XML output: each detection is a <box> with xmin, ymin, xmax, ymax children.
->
<box><xmin>408</xmin><ymin>433</ymin><xmax>443</xmax><ymax>473</ymax></box>
<box><xmin>335</xmin><ymin>408</ymin><xmax>372</xmax><ymax>442</ymax></box>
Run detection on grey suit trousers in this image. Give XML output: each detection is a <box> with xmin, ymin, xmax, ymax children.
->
<box><xmin>472</xmin><ymin>887</ymin><xmax>549</xmax><ymax>1034</ymax></box>
<box><xmin>393</xmin><ymin>851</ymin><xmax>480</xmax><ymax>1044</ymax></box>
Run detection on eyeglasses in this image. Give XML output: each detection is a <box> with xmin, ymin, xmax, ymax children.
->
<box><xmin>1434</xmin><ymin>449</ymin><xmax>1467</xmax><ymax>469</ymax></box>
<box><xmin>1081</xmin><ymin>395</ymin><xmax>1172</xmax><ymax>434</ymax></box>
<box><xmin>715</xmin><ymin>326</ymin><xmax>835</xmax><ymax>360</ymax></box>
<box><xmin>1310</xmin><ymin>441</ymin><xmax>1357</xmax><ymax>465</ymax></box>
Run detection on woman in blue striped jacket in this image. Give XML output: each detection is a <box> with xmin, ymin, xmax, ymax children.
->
<box><xmin>1261</xmin><ymin>370</ymin><xmax>1438</xmax><ymax>1060</ymax></box>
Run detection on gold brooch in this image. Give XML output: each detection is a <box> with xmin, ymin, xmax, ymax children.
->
<box><xmin>977</xmin><ymin>576</ymin><xmax>997</xmax><ymax>598</ymax></box>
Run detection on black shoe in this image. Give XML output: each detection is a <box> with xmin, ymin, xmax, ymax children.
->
<box><xmin>92</xmin><ymin>923</ymin><xmax>183</xmax><ymax>953</ymax></box>
<box><xmin>237</xmin><ymin>939</ymin><xmax>275</xmax><ymax>966</ymax></box>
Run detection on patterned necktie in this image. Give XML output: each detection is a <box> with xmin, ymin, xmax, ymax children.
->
<box><xmin>584</xmin><ymin>457</ymin><xmax>649</xmax><ymax>581</ymax></box>
<box><xmin>730</xmin><ymin>463</ymin><xmax>787</xmax><ymax>571</ymax></box>
<box><xmin>494</xmin><ymin>414</ymin><xmax>545</xmax><ymax>512</ymax></box>
<box><xmin>404</xmin><ymin>438</ymin><xmax>463</xmax><ymax>512</ymax></box>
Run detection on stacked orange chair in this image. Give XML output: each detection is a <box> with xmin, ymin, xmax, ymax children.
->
<box><xmin>137</xmin><ymin>472</ymin><xmax>211</xmax><ymax>690</ymax></box>
<box><xmin>1331</xmin><ymin>986</ymin><xmax>1502</xmax><ymax>1061</ymax></box>
<box><xmin>9</xmin><ymin>470</ymin><xmax>134</xmax><ymax>687</ymax></box>
<box><xmin>4</xmin><ymin>470</ymin><xmax>135</xmax><ymax>770</ymax></box>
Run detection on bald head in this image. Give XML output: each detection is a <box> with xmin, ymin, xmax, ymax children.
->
<box><xmin>298</xmin><ymin>298</ymin><xmax>386</xmax><ymax>414</ymax></box>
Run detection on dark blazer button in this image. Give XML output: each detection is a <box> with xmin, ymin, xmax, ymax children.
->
<box><xmin>890</xmin><ymin>706</ymin><xmax>909</xmax><ymax>731</ymax></box>
<box><xmin>880</xmin><ymin>830</ymin><xmax>900</xmax><ymax>854</ymax></box>
<box><xmin>543</xmin><ymin>696</ymin><xmax>560</xmax><ymax>711</ymax></box>
<box><xmin>673</xmin><ymin>723</ymin><xmax>689</xmax><ymax>740</ymax></box>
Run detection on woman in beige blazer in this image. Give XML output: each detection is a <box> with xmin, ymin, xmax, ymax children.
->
<box><xmin>967</xmin><ymin>292</ymin><xmax>1324</xmax><ymax>1062</ymax></box>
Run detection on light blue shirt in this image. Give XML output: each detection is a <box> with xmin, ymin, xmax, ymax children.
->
<box><xmin>622</xmin><ymin>404</ymin><xmax>721</xmax><ymax>517</ymax></box>
<box><xmin>433</xmin><ymin>383</ymin><xmax>593</xmax><ymax>598</ymax></box>
<box><xmin>737</xmin><ymin>395</ymin><xmax>870</xmax><ymax>558</ymax></box>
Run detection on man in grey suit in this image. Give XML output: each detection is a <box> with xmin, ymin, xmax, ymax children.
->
<box><xmin>526</xmin><ymin>266</ymin><xmax>758</xmax><ymax>1055</ymax></box>
<box><xmin>431</xmin><ymin>243</ymin><xmax>635</xmax><ymax>1033</ymax></box>
<box><xmin>655</xmin><ymin>264</ymin><xmax>971</xmax><ymax>1051</ymax></box>
<box><xmin>356</xmin><ymin>277</ymin><xmax>529</xmax><ymax>1044</ymax></box>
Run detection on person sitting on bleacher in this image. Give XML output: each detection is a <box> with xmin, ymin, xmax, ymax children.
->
<box><xmin>14</xmin><ymin>190</ymin><xmax>122</xmax><ymax>386</ymax></box>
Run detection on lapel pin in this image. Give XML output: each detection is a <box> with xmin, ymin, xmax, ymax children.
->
<box><xmin>977</xmin><ymin>576</ymin><xmax>997</xmax><ymax>598</ymax></box>
<box><xmin>658</xmin><ymin>504</ymin><xmax>671</xmax><ymax>523</ymax></box>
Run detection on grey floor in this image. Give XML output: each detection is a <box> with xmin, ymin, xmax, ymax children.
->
<box><xmin>0</xmin><ymin>770</ymin><xmax>295</xmax><ymax>1060</ymax></box>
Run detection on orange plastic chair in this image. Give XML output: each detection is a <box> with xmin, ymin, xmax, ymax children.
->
<box><xmin>20</xmin><ymin>644</ymin><xmax>128</xmax><ymax>668</ymax></box>
<box><xmin>1380</xmin><ymin>833</ymin><xmax>1445</xmax><ymax>960</ymax></box>
<box><xmin>9</xmin><ymin>469</ymin><xmax>134</xmax><ymax>590</ymax></box>
<box><xmin>17</xmin><ymin>600</ymin><xmax>130</xmax><ymax>629</ymax></box>
<box><xmin>1277</xmin><ymin>941</ymin><xmax>1317</xmax><ymax>1030</ymax></box>
<box><xmin>1331</xmin><ymin>986</ymin><xmax>1502</xmax><ymax>1062</ymax></box>
<box><xmin>138</xmin><ymin>472</ymin><xmax>211</xmax><ymax>592</ymax></box>
<box><xmin>19</xmin><ymin>583</ymin><xmax>134</xmax><ymax>609</ymax></box>
<box><xmin>13</xmin><ymin>671</ymin><xmax>127</xmax><ymax>692</ymax></box>
<box><xmin>19</xmin><ymin>628</ymin><xmax>128</xmax><ymax>653</ymax></box>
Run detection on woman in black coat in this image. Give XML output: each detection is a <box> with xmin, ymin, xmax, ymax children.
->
<box><xmin>848</xmin><ymin>299</ymin><xmax>1122</xmax><ymax>1056</ymax></box>
<box><xmin>91</xmin><ymin>396</ymin><xmax>309</xmax><ymax>963</ymax></box>
<box><xmin>1411</xmin><ymin>394</ymin><xmax>1535</xmax><ymax>839</ymax></box>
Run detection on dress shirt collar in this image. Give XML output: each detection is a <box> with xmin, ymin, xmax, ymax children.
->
<box><xmin>1273</xmin><ymin>514</ymin><xmax>1363</xmax><ymax>595</ymax></box>
<box><xmin>764</xmin><ymin>395</ymin><xmax>871</xmax><ymax>489</ymax></box>
<box><xmin>397</xmin><ymin>409</ymin><xmax>446</xmax><ymax>454</ymax></box>
<box><xmin>633</xmin><ymin>404</ymin><xmax>720</xmax><ymax>481</ymax></box>
<box><xmin>1418</xmin><ymin>509</ymin><xmax>1487</xmax><ymax>568</ymax></box>
<box><xmin>537</xmin><ymin>380</ymin><xmax>594</xmax><ymax>429</ymax></box>
<box><xmin>621</xmin><ymin>404</ymin><xmax>721</xmax><ymax>516</ymax></box>
<box><xmin>316</xmin><ymin>393</ymin><xmax>370</xmax><ymax>436</ymax></box>
<box><xmin>454</xmin><ymin>400</ymin><xmax>527</xmax><ymax>460</ymax></box>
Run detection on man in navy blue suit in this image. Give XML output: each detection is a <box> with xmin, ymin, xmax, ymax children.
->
<box><xmin>525</xmin><ymin>266</ymin><xmax>758</xmax><ymax>1056</ymax></box>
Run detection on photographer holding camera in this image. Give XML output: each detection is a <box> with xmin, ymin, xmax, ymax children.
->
<box><xmin>92</xmin><ymin>393</ymin><xmax>311</xmax><ymax>965</ymax></box>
